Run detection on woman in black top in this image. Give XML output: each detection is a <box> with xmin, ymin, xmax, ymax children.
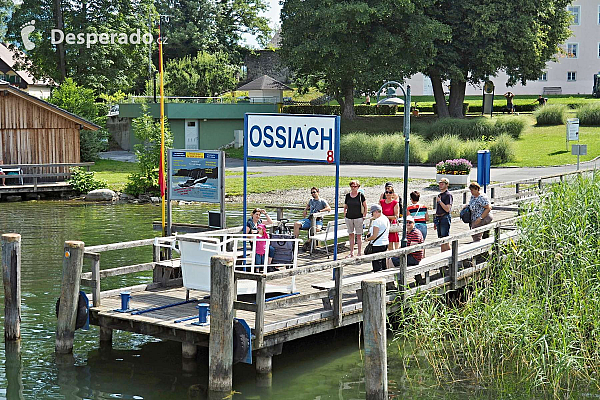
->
<box><xmin>344</xmin><ymin>180</ymin><xmax>367</xmax><ymax>257</ymax></box>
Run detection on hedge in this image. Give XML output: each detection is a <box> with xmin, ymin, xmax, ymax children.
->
<box><xmin>282</xmin><ymin>104</ymin><xmax>397</xmax><ymax>115</ymax></box>
<box><xmin>423</xmin><ymin>116</ymin><xmax>526</xmax><ymax>141</ymax></box>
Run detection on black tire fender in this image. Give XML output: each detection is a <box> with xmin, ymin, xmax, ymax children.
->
<box><xmin>232</xmin><ymin>319</ymin><xmax>249</xmax><ymax>364</ymax></box>
<box><xmin>55</xmin><ymin>291</ymin><xmax>89</xmax><ymax>330</ymax></box>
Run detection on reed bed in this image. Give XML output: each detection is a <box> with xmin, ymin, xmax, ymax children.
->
<box><xmin>393</xmin><ymin>172</ymin><xmax>600</xmax><ymax>396</ymax></box>
<box><xmin>533</xmin><ymin>104</ymin><xmax>568</xmax><ymax>125</ymax></box>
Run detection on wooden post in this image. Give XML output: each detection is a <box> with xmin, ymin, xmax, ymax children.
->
<box><xmin>56</xmin><ymin>240</ymin><xmax>84</xmax><ymax>354</ymax></box>
<box><xmin>255</xmin><ymin>276</ymin><xmax>266</xmax><ymax>348</ymax></box>
<box><xmin>462</xmin><ymin>192</ymin><xmax>467</xmax><ymax>204</ymax></box>
<box><xmin>256</xmin><ymin>348</ymin><xmax>273</xmax><ymax>387</ymax></box>
<box><xmin>538</xmin><ymin>179</ymin><xmax>543</xmax><ymax>190</ymax></box>
<box><xmin>333</xmin><ymin>266</ymin><xmax>343</xmax><ymax>327</ymax></box>
<box><xmin>208</xmin><ymin>254</ymin><xmax>234</xmax><ymax>393</ymax></box>
<box><xmin>432</xmin><ymin>197</ymin><xmax>437</xmax><ymax>211</ymax></box>
<box><xmin>490</xmin><ymin>187</ymin><xmax>495</xmax><ymax>203</ymax></box>
<box><xmin>2</xmin><ymin>233</ymin><xmax>21</xmax><ymax>341</ymax></box>
<box><xmin>450</xmin><ymin>240</ymin><xmax>459</xmax><ymax>290</ymax></box>
<box><xmin>398</xmin><ymin>253</ymin><xmax>408</xmax><ymax>291</ymax></box>
<box><xmin>152</xmin><ymin>242</ymin><xmax>162</xmax><ymax>284</ymax></box>
<box><xmin>182</xmin><ymin>342</ymin><xmax>197</xmax><ymax>359</ymax></box>
<box><xmin>99</xmin><ymin>327</ymin><xmax>113</xmax><ymax>347</ymax></box>
<box><xmin>276</xmin><ymin>207</ymin><xmax>283</xmax><ymax>223</ymax></box>
<box><xmin>90</xmin><ymin>253</ymin><xmax>101</xmax><ymax>307</ymax></box>
<box><xmin>515</xmin><ymin>183</ymin><xmax>520</xmax><ymax>194</ymax></box>
<box><xmin>361</xmin><ymin>279</ymin><xmax>388</xmax><ymax>400</ymax></box>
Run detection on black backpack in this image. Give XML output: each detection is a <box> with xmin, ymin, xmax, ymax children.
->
<box><xmin>460</xmin><ymin>206</ymin><xmax>471</xmax><ymax>224</ymax></box>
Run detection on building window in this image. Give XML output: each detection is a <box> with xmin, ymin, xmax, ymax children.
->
<box><xmin>538</xmin><ymin>72</ymin><xmax>547</xmax><ymax>81</ymax></box>
<box><xmin>598</xmin><ymin>5</ymin><xmax>600</xmax><ymax>24</ymax></box>
<box><xmin>567</xmin><ymin>71</ymin><xmax>577</xmax><ymax>81</ymax></box>
<box><xmin>568</xmin><ymin>5</ymin><xmax>580</xmax><ymax>25</ymax></box>
<box><xmin>567</xmin><ymin>43</ymin><xmax>578</xmax><ymax>58</ymax></box>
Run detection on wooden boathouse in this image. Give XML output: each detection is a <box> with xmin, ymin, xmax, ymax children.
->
<box><xmin>44</xmin><ymin>169</ymin><xmax>592</xmax><ymax>395</ymax></box>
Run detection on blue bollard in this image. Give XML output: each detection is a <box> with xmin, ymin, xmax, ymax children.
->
<box><xmin>197</xmin><ymin>303</ymin><xmax>209</xmax><ymax>324</ymax></box>
<box><xmin>120</xmin><ymin>292</ymin><xmax>131</xmax><ymax>311</ymax></box>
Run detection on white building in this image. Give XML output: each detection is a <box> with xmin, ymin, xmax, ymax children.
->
<box><xmin>404</xmin><ymin>3</ymin><xmax>596</xmax><ymax>96</ymax></box>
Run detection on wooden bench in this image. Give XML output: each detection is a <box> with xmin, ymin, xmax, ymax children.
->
<box><xmin>312</xmin><ymin>230</ymin><xmax>519</xmax><ymax>309</ymax></box>
<box><xmin>1</xmin><ymin>167</ymin><xmax>23</xmax><ymax>185</ymax></box>
<box><xmin>543</xmin><ymin>86</ymin><xmax>562</xmax><ymax>95</ymax></box>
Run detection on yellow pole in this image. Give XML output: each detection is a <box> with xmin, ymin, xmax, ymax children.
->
<box><xmin>159</xmin><ymin>21</ymin><xmax>166</xmax><ymax>236</ymax></box>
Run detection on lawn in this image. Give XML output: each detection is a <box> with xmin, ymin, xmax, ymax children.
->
<box><xmin>501</xmin><ymin>113</ymin><xmax>600</xmax><ymax>167</ymax></box>
<box><xmin>90</xmin><ymin>159</ymin><xmax>138</xmax><ymax>191</ymax></box>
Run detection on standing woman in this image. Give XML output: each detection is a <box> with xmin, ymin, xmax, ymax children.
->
<box><xmin>379</xmin><ymin>182</ymin><xmax>400</xmax><ymax>203</ymax></box>
<box><xmin>344</xmin><ymin>180</ymin><xmax>367</xmax><ymax>257</ymax></box>
<box><xmin>380</xmin><ymin>185</ymin><xmax>400</xmax><ymax>250</ymax></box>
<box><xmin>467</xmin><ymin>182</ymin><xmax>493</xmax><ymax>242</ymax></box>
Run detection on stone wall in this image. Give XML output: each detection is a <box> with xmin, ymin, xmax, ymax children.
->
<box><xmin>107</xmin><ymin>115</ymin><xmax>132</xmax><ymax>151</ymax></box>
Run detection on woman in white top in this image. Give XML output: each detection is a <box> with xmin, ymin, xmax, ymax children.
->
<box><xmin>365</xmin><ymin>204</ymin><xmax>390</xmax><ymax>272</ymax></box>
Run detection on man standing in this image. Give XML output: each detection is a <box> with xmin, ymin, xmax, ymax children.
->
<box><xmin>365</xmin><ymin>204</ymin><xmax>390</xmax><ymax>272</ymax></box>
<box><xmin>293</xmin><ymin>187</ymin><xmax>331</xmax><ymax>238</ymax></box>
<box><xmin>433</xmin><ymin>177</ymin><xmax>453</xmax><ymax>252</ymax></box>
<box><xmin>504</xmin><ymin>92</ymin><xmax>515</xmax><ymax>114</ymax></box>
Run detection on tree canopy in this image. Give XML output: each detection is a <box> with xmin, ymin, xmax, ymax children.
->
<box><xmin>423</xmin><ymin>0</ymin><xmax>573</xmax><ymax>117</ymax></box>
<box><xmin>280</xmin><ymin>0</ymin><xmax>447</xmax><ymax>119</ymax></box>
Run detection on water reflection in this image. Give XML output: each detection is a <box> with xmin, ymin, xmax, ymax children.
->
<box><xmin>5</xmin><ymin>340</ymin><xmax>24</xmax><ymax>400</ymax></box>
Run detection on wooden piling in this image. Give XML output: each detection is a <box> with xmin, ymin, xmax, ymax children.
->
<box><xmin>2</xmin><ymin>233</ymin><xmax>21</xmax><ymax>341</ymax></box>
<box><xmin>256</xmin><ymin>348</ymin><xmax>273</xmax><ymax>387</ymax></box>
<box><xmin>182</xmin><ymin>342</ymin><xmax>197</xmax><ymax>359</ymax></box>
<box><xmin>55</xmin><ymin>240</ymin><xmax>84</xmax><ymax>354</ymax></box>
<box><xmin>208</xmin><ymin>254</ymin><xmax>234</xmax><ymax>393</ymax></box>
<box><xmin>450</xmin><ymin>240</ymin><xmax>459</xmax><ymax>290</ymax></box>
<box><xmin>361</xmin><ymin>279</ymin><xmax>388</xmax><ymax>400</ymax></box>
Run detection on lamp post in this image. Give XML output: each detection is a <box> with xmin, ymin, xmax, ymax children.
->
<box><xmin>376</xmin><ymin>82</ymin><xmax>411</xmax><ymax>248</ymax></box>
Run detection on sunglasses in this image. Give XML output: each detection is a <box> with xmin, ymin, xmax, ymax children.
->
<box><xmin>350</xmin><ymin>184</ymin><xmax>358</xmax><ymax>187</ymax></box>
<box><xmin>311</xmin><ymin>191</ymin><xmax>317</xmax><ymax>194</ymax></box>
<box><xmin>407</xmin><ymin>221</ymin><xmax>414</xmax><ymax>224</ymax></box>
<box><xmin>386</xmin><ymin>191</ymin><xmax>394</xmax><ymax>194</ymax></box>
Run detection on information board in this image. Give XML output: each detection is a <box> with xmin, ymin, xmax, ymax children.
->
<box><xmin>567</xmin><ymin>118</ymin><xmax>579</xmax><ymax>141</ymax></box>
<box><xmin>168</xmin><ymin>150</ymin><xmax>222</xmax><ymax>203</ymax></box>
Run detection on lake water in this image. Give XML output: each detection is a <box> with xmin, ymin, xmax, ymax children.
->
<box><xmin>0</xmin><ymin>200</ymin><xmax>554</xmax><ymax>399</ymax></box>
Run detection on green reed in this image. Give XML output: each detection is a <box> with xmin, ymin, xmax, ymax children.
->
<box><xmin>392</xmin><ymin>172</ymin><xmax>600</xmax><ymax>396</ymax></box>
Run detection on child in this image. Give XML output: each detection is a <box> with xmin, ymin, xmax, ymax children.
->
<box><xmin>254</xmin><ymin>224</ymin><xmax>275</xmax><ymax>272</ymax></box>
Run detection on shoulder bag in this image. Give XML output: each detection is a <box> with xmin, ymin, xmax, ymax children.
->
<box><xmin>460</xmin><ymin>206</ymin><xmax>471</xmax><ymax>224</ymax></box>
<box><xmin>364</xmin><ymin>225</ymin><xmax>387</xmax><ymax>255</ymax></box>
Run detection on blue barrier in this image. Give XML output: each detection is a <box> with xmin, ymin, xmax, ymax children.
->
<box><xmin>477</xmin><ymin>150</ymin><xmax>491</xmax><ymax>192</ymax></box>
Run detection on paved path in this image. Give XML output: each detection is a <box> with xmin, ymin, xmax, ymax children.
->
<box><xmin>99</xmin><ymin>151</ymin><xmax>598</xmax><ymax>183</ymax></box>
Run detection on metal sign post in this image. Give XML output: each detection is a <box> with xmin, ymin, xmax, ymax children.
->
<box><xmin>571</xmin><ymin>144</ymin><xmax>587</xmax><ymax>170</ymax></box>
<box><xmin>243</xmin><ymin>113</ymin><xmax>341</xmax><ymax>259</ymax></box>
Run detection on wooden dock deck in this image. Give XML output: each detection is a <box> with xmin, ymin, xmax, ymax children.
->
<box><xmin>89</xmin><ymin>210</ymin><xmax>517</xmax><ymax>350</ymax></box>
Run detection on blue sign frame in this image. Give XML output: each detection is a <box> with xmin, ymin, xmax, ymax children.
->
<box><xmin>243</xmin><ymin>113</ymin><xmax>342</xmax><ymax>260</ymax></box>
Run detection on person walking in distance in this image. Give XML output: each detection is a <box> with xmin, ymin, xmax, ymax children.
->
<box><xmin>433</xmin><ymin>178</ymin><xmax>453</xmax><ymax>252</ymax></box>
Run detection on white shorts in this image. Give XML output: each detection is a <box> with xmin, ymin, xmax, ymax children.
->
<box><xmin>345</xmin><ymin>217</ymin><xmax>364</xmax><ymax>234</ymax></box>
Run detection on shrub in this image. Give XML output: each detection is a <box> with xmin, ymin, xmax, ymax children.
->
<box><xmin>493</xmin><ymin>117</ymin><xmax>527</xmax><ymax>139</ymax></box>
<box><xmin>282</xmin><ymin>105</ymin><xmax>396</xmax><ymax>115</ymax></box>
<box><xmin>123</xmin><ymin>172</ymin><xmax>159</xmax><ymax>196</ymax></box>
<box><xmin>427</xmin><ymin>135</ymin><xmax>463</xmax><ymax>163</ymax></box>
<box><xmin>339</xmin><ymin>132</ymin><xmax>426</xmax><ymax>164</ymax></box>
<box><xmin>459</xmin><ymin>139</ymin><xmax>485</xmax><ymax>164</ymax></box>
<box><xmin>576</xmin><ymin>103</ymin><xmax>600</xmax><ymax>126</ymax></box>
<box><xmin>489</xmin><ymin>134</ymin><xmax>516</xmax><ymax>164</ymax></box>
<box><xmin>424</xmin><ymin>117</ymin><xmax>495</xmax><ymax>141</ymax></box>
<box><xmin>436</xmin><ymin>158</ymin><xmax>472</xmax><ymax>175</ymax></box>
<box><xmin>534</xmin><ymin>104</ymin><xmax>567</xmax><ymax>125</ymax></box>
<box><xmin>68</xmin><ymin>167</ymin><xmax>107</xmax><ymax>194</ymax></box>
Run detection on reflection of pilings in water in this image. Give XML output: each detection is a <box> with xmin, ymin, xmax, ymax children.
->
<box><xmin>5</xmin><ymin>340</ymin><xmax>24</xmax><ymax>400</ymax></box>
<box><xmin>56</xmin><ymin>353</ymin><xmax>79</xmax><ymax>399</ymax></box>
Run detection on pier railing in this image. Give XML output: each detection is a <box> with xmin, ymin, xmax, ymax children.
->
<box><xmin>0</xmin><ymin>162</ymin><xmax>95</xmax><ymax>186</ymax></box>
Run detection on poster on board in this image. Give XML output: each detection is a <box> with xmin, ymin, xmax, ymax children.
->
<box><xmin>168</xmin><ymin>150</ymin><xmax>222</xmax><ymax>203</ymax></box>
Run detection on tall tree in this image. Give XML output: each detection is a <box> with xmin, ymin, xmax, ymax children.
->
<box><xmin>6</xmin><ymin>0</ymin><xmax>156</xmax><ymax>93</ymax></box>
<box><xmin>424</xmin><ymin>0</ymin><xmax>572</xmax><ymax>118</ymax></box>
<box><xmin>157</xmin><ymin>0</ymin><xmax>271</xmax><ymax>62</ymax></box>
<box><xmin>0</xmin><ymin>0</ymin><xmax>14</xmax><ymax>41</ymax></box>
<box><xmin>280</xmin><ymin>0</ymin><xmax>447</xmax><ymax>120</ymax></box>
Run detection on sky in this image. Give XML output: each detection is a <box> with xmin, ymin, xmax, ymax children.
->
<box><xmin>241</xmin><ymin>0</ymin><xmax>282</xmax><ymax>49</ymax></box>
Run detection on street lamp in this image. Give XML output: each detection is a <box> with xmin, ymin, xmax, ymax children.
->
<box><xmin>376</xmin><ymin>81</ymin><xmax>411</xmax><ymax>248</ymax></box>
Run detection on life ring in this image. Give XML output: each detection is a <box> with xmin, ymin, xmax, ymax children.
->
<box><xmin>55</xmin><ymin>291</ymin><xmax>89</xmax><ymax>330</ymax></box>
<box><xmin>232</xmin><ymin>319</ymin><xmax>249</xmax><ymax>364</ymax></box>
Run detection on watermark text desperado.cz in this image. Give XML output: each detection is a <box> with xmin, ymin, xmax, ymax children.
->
<box><xmin>51</xmin><ymin>29</ymin><xmax>158</xmax><ymax>48</ymax></box>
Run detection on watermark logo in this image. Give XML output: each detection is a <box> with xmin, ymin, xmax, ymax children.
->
<box><xmin>51</xmin><ymin>28</ymin><xmax>158</xmax><ymax>48</ymax></box>
<box><xmin>20</xmin><ymin>20</ymin><xmax>36</xmax><ymax>50</ymax></box>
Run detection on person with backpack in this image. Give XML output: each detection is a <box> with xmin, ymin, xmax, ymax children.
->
<box><xmin>467</xmin><ymin>182</ymin><xmax>493</xmax><ymax>242</ymax></box>
<box><xmin>344</xmin><ymin>180</ymin><xmax>368</xmax><ymax>257</ymax></box>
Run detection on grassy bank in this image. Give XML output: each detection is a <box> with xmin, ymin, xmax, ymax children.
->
<box><xmin>90</xmin><ymin>159</ymin><xmax>139</xmax><ymax>191</ymax></box>
<box><xmin>393</xmin><ymin>173</ymin><xmax>600</xmax><ymax>395</ymax></box>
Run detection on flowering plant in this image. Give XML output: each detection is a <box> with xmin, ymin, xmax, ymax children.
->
<box><xmin>436</xmin><ymin>159</ymin><xmax>472</xmax><ymax>175</ymax></box>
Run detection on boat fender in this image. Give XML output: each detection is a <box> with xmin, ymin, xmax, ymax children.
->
<box><xmin>233</xmin><ymin>319</ymin><xmax>249</xmax><ymax>364</ymax></box>
<box><xmin>55</xmin><ymin>291</ymin><xmax>89</xmax><ymax>330</ymax></box>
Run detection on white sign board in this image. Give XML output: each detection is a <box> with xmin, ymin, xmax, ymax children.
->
<box><xmin>567</xmin><ymin>118</ymin><xmax>579</xmax><ymax>141</ymax></box>
<box><xmin>245</xmin><ymin>114</ymin><xmax>338</xmax><ymax>163</ymax></box>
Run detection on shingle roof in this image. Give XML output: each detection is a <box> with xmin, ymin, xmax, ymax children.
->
<box><xmin>238</xmin><ymin>75</ymin><xmax>292</xmax><ymax>91</ymax></box>
<box><xmin>0</xmin><ymin>43</ymin><xmax>55</xmax><ymax>86</ymax></box>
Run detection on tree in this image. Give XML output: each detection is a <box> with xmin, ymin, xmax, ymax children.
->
<box><xmin>280</xmin><ymin>0</ymin><xmax>447</xmax><ymax>120</ymax></box>
<box><xmin>164</xmin><ymin>51</ymin><xmax>238</xmax><ymax>97</ymax></box>
<box><xmin>157</xmin><ymin>0</ymin><xmax>271</xmax><ymax>62</ymax></box>
<box><xmin>0</xmin><ymin>0</ymin><xmax>14</xmax><ymax>40</ymax></box>
<box><xmin>47</xmin><ymin>78</ymin><xmax>108</xmax><ymax>161</ymax></box>
<box><xmin>423</xmin><ymin>0</ymin><xmax>572</xmax><ymax>118</ymax></box>
<box><xmin>6</xmin><ymin>0</ymin><xmax>156</xmax><ymax>93</ymax></box>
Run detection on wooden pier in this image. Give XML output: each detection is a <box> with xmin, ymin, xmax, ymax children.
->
<box><xmin>53</xmin><ymin>168</ymin><xmax>594</xmax><ymax>394</ymax></box>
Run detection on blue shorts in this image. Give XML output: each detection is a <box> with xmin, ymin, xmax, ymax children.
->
<box><xmin>298</xmin><ymin>218</ymin><xmax>323</xmax><ymax>230</ymax></box>
<box><xmin>434</xmin><ymin>214</ymin><xmax>451</xmax><ymax>238</ymax></box>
